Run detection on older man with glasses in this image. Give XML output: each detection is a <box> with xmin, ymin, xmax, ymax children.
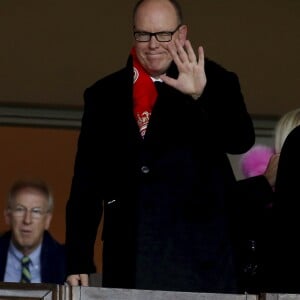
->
<box><xmin>65</xmin><ymin>0</ymin><xmax>255</xmax><ymax>293</ymax></box>
<box><xmin>0</xmin><ymin>179</ymin><xmax>66</xmax><ymax>284</ymax></box>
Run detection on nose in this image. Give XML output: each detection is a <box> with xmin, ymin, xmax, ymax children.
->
<box><xmin>23</xmin><ymin>210</ymin><xmax>33</xmax><ymax>224</ymax></box>
<box><xmin>149</xmin><ymin>35</ymin><xmax>159</xmax><ymax>48</ymax></box>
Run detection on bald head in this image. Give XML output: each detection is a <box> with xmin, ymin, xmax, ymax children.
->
<box><xmin>133</xmin><ymin>0</ymin><xmax>183</xmax><ymax>27</ymax></box>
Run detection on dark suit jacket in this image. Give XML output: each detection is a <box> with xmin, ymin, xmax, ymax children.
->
<box><xmin>66</xmin><ymin>56</ymin><xmax>255</xmax><ymax>293</ymax></box>
<box><xmin>265</xmin><ymin>124</ymin><xmax>300</xmax><ymax>293</ymax></box>
<box><xmin>0</xmin><ymin>230</ymin><xmax>66</xmax><ymax>284</ymax></box>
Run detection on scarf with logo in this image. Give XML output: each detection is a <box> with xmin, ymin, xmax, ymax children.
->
<box><xmin>131</xmin><ymin>47</ymin><xmax>158</xmax><ymax>138</ymax></box>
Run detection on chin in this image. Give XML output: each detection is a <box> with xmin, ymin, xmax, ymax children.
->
<box><xmin>149</xmin><ymin>71</ymin><xmax>161</xmax><ymax>77</ymax></box>
<box><xmin>148</xmin><ymin>66</ymin><xmax>168</xmax><ymax>77</ymax></box>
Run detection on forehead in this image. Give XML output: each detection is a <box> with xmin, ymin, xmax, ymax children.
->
<box><xmin>134</xmin><ymin>0</ymin><xmax>178</xmax><ymax>29</ymax></box>
<box><xmin>13</xmin><ymin>188</ymin><xmax>48</xmax><ymax>207</ymax></box>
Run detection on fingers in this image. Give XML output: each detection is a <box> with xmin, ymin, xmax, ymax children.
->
<box><xmin>66</xmin><ymin>274</ymin><xmax>89</xmax><ymax>286</ymax></box>
<box><xmin>168</xmin><ymin>39</ymin><xmax>201</xmax><ymax>65</ymax></box>
<box><xmin>163</xmin><ymin>39</ymin><xmax>206</xmax><ymax>97</ymax></box>
<box><xmin>167</xmin><ymin>40</ymin><xmax>184</xmax><ymax>67</ymax></box>
<box><xmin>79</xmin><ymin>274</ymin><xmax>89</xmax><ymax>286</ymax></box>
<box><xmin>197</xmin><ymin>45</ymin><xmax>205</xmax><ymax>68</ymax></box>
<box><xmin>184</xmin><ymin>40</ymin><xmax>197</xmax><ymax>63</ymax></box>
<box><xmin>66</xmin><ymin>274</ymin><xmax>81</xmax><ymax>286</ymax></box>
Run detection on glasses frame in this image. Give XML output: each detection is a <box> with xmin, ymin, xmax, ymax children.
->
<box><xmin>133</xmin><ymin>24</ymin><xmax>182</xmax><ymax>42</ymax></box>
<box><xmin>9</xmin><ymin>205</ymin><xmax>49</xmax><ymax>220</ymax></box>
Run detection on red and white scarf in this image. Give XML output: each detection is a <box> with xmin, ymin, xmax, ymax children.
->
<box><xmin>131</xmin><ymin>47</ymin><xmax>158</xmax><ymax>138</ymax></box>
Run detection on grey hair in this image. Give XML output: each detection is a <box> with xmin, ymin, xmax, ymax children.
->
<box><xmin>7</xmin><ymin>178</ymin><xmax>54</xmax><ymax>212</ymax></box>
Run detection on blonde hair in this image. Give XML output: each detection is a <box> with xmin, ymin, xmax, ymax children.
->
<box><xmin>274</xmin><ymin>108</ymin><xmax>300</xmax><ymax>153</ymax></box>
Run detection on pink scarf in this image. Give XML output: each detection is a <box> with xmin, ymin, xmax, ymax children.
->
<box><xmin>131</xmin><ymin>47</ymin><xmax>158</xmax><ymax>138</ymax></box>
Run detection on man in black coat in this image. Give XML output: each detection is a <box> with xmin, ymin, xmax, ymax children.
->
<box><xmin>0</xmin><ymin>179</ymin><xmax>66</xmax><ymax>284</ymax></box>
<box><xmin>65</xmin><ymin>0</ymin><xmax>255</xmax><ymax>293</ymax></box>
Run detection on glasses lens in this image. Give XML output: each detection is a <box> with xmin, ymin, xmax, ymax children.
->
<box><xmin>31</xmin><ymin>208</ymin><xmax>43</xmax><ymax>218</ymax></box>
<box><xmin>11</xmin><ymin>206</ymin><xmax>45</xmax><ymax>219</ymax></box>
<box><xmin>156</xmin><ymin>33</ymin><xmax>172</xmax><ymax>42</ymax></box>
<box><xmin>134</xmin><ymin>32</ymin><xmax>150</xmax><ymax>42</ymax></box>
<box><xmin>134</xmin><ymin>24</ymin><xmax>181</xmax><ymax>42</ymax></box>
<box><xmin>13</xmin><ymin>207</ymin><xmax>25</xmax><ymax>217</ymax></box>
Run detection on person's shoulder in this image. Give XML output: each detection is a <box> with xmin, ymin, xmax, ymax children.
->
<box><xmin>205</xmin><ymin>57</ymin><xmax>227</xmax><ymax>71</ymax></box>
<box><xmin>43</xmin><ymin>231</ymin><xmax>65</xmax><ymax>250</ymax></box>
<box><xmin>284</xmin><ymin>124</ymin><xmax>300</xmax><ymax>142</ymax></box>
<box><xmin>205</xmin><ymin>57</ymin><xmax>238</xmax><ymax>77</ymax></box>
<box><xmin>204</xmin><ymin>58</ymin><xmax>240</xmax><ymax>90</ymax></box>
<box><xmin>41</xmin><ymin>231</ymin><xmax>66</xmax><ymax>275</ymax></box>
<box><xmin>82</xmin><ymin>66</ymin><xmax>130</xmax><ymax>108</ymax></box>
<box><xmin>86</xmin><ymin>54</ymin><xmax>133</xmax><ymax>92</ymax></box>
<box><xmin>279</xmin><ymin>124</ymin><xmax>300</xmax><ymax>154</ymax></box>
<box><xmin>0</xmin><ymin>231</ymin><xmax>11</xmax><ymax>241</ymax></box>
<box><xmin>0</xmin><ymin>231</ymin><xmax>12</xmax><ymax>255</ymax></box>
<box><xmin>85</xmin><ymin>66</ymin><xmax>130</xmax><ymax>93</ymax></box>
<box><xmin>275</xmin><ymin>124</ymin><xmax>300</xmax><ymax>194</ymax></box>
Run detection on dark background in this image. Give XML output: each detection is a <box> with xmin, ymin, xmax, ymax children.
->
<box><xmin>0</xmin><ymin>0</ymin><xmax>299</xmax><ymax>116</ymax></box>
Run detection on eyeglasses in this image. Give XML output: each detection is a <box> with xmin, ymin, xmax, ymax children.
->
<box><xmin>134</xmin><ymin>24</ymin><xmax>182</xmax><ymax>42</ymax></box>
<box><xmin>10</xmin><ymin>206</ymin><xmax>48</xmax><ymax>219</ymax></box>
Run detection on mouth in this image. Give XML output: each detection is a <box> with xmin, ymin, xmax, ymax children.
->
<box><xmin>147</xmin><ymin>53</ymin><xmax>165</xmax><ymax>64</ymax></box>
<box><xmin>21</xmin><ymin>229</ymin><xmax>32</xmax><ymax>236</ymax></box>
<box><xmin>147</xmin><ymin>49</ymin><xmax>165</xmax><ymax>56</ymax></box>
<box><xmin>147</xmin><ymin>53</ymin><xmax>161</xmax><ymax>58</ymax></box>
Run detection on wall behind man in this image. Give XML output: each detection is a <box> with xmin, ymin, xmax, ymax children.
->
<box><xmin>0</xmin><ymin>125</ymin><xmax>103</xmax><ymax>272</ymax></box>
<box><xmin>0</xmin><ymin>0</ymin><xmax>299</xmax><ymax>116</ymax></box>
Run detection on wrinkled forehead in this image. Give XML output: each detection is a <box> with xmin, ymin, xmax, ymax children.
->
<box><xmin>12</xmin><ymin>187</ymin><xmax>48</xmax><ymax>206</ymax></box>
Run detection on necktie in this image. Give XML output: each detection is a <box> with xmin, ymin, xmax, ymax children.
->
<box><xmin>20</xmin><ymin>256</ymin><xmax>31</xmax><ymax>283</ymax></box>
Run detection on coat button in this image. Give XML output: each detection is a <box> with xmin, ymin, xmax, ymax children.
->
<box><xmin>141</xmin><ymin>165</ymin><xmax>150</xmax><ymax>174</ymax></box>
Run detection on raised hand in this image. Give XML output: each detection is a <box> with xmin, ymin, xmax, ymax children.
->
<box><xmin>160</xmin><ymin>39</ymin><xmax>207</xmax><ymax>100</ymax></box>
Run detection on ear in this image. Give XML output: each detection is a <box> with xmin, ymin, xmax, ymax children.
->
<box><xmin>178</xmin><ymin>24</ymin><xmax>187</xmax><ymax>45</ymax></box>
<box><xmin>44</xmin><ymin>213</ymin><xmax>53</xmax><ymax>230</ymax></box>
<box><xmin>4</xmin><ymin>209</ymin><xmax>11</xmax><ymax>226</ymax></box>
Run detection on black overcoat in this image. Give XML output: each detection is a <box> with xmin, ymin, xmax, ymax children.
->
<box><xmin>66</xmin><ymin>56</ymin><xmax>255</xmax><ymax>293</ymax></box>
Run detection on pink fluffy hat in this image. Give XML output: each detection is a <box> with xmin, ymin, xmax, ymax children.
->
<box><xmin>240</xmin><ymin>144</ymin><xmax>275</xmax><ymax>178</ymax></box>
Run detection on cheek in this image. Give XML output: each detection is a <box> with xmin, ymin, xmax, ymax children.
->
<box><xmin>11</xmin><ymin>222</ymin><xmax>22</xmax><ymax>240</ymax></box>
<box><xmin>7</xmin><ymin>217</ymin><xmax>19</xmax><ymax>228</ymax></box>
<box><xmin>135</xmin><ymin>46</ymin><xmax>145</xmax><ymax>59</ymax></box>
<box><xmin>135</xmin><ymin>51</ymin><xmax>149</xmax><ymax>69</ymax></box>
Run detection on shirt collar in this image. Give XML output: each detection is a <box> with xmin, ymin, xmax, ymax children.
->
<box><xmin>9</xmin><ymin>240</ymin><xmax>42</xmax><ymax>266</ymax></box>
